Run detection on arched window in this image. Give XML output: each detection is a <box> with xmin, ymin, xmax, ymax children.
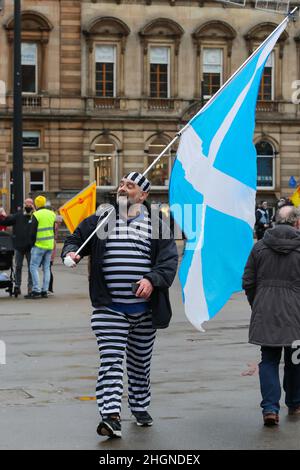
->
<box><xmin>295</xmin><ymin>35</ymin><xmax>300</xmax><ymax>84</ymax></box>
<box><xmin>192</xmin><ymin>21</ymin><xmax>236</xmax><ymax>100</ymax></box>
<box><xmin>244</xmin><ymin>23</ymin><xmax>288</xmax><ymax>103</ymax></box>
<box><xmin>139</xmin><ymin>18</ymin><xmax>184</xmax><ymax>103</ymax></box>
<box><xmin>256</xmin><ymin>141</ymin><xmax>275</xmax><ymax>189</ymax></box>
<box><xmin>146</xmin><ymin>135</ymin><xmax>174</xmax><ymax>187</ymax></box>
<box><xmin>5</xmin><ymin>11</ymin><xmax>53</xmax><ymax>96</ymax></box>
<box><xmin>92</xmin><ymin>135</ymin><xmax>118</xmax><ymax>188</ymax></box>
<box><xmin>83</xmin><ymin>17</ymin><xmax>130</xmax><ymax>102</ymax></box>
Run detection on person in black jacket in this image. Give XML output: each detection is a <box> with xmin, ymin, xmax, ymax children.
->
<box><xmin>255</xmin><ymin>201</ymin><xmax>271</xmax><ymax>240</ymax></box>
<box><xmin>0</xmin><ymin>198</ymin><xmax>35</xmax><ymax>295</ymax></box>
<box><xmin>61</xmin><ymin>172</ymin><xmax>178</xmax><ymax>439</ymax></box>
<box><xmin>243</xmin><ymin>205</ymin><xmax>300</xmax><ymax>427</ymax></box>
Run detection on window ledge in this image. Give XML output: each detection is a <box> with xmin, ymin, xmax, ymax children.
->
<box><xmin>149</xmin><ymin>186</ymin><xmax>169</xmax><ymax>190</ymax></box>
<box><xmin>256</xmin><ymin>101</ymin><xmax>278</xmax><ymax>113</ymax></box>
<box><xmin>147</xmin><ymin>98</ymin><xmax>174</xmax><ymax>110</ymax></box>
<box><xmin>94</xmin><ymin>97</ymin><xmax>120</xmax><ymax>109</ymax></box>
<box><xmin>256</xmin><ymin>187</ymin><xmax>275</xmax><ymax>191</ymax></box>
<box><xmin>22</xmin><ymin>95</ymin><xmax>42</xmax><ymax>108</ymax></box>
<box><xmin>96</xmin><ymin>185</ymin><xmax>118</xmax><ymax>191</ymax></box>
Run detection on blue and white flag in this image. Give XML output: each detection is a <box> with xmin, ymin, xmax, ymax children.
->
<box><xmin>169</xmin><ymin>15</ymin><xmax>290</xmax><ymax>331</ymax></box>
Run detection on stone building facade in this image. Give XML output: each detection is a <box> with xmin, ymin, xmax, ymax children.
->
<box><xmin>0</xmin><ymin>0</ymin><xmax>300</xmax><ymax>212</ymax></box>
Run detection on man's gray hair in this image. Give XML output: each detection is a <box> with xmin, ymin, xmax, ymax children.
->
<box><xmin>275</xmin><ymin>205</ymin><xmax>300</xmax><ymax>226</ymax></box>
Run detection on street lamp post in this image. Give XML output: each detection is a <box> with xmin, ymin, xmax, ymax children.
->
<box><xmin>12</xmin><ymin>0</ymin><xmax>23</xmax><ymax>212</ymax></box>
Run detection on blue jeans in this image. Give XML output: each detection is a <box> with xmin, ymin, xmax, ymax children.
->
<box><xmin>30</xmin><ymin>246</ymin><xmax>52</xmax><ymax>293</ymax></box>
<box><xmin>259</xmin><ymin>346</ymin><xmax>300</xmax><ymax>414</ymax></box>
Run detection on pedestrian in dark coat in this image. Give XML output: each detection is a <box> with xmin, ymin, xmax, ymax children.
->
<box><xmin>255</xmin><ymin>200</ymin><xmax>271</xmax><ymax>240</ymax></box>
<box><xmin>61</xmin><ymin>172</ymin><xmax>178</xmax><ymax>439</ymax></box>
<box><xmin>243</xmin><ymin>205</ymin><xmax>300</xmax><ymax>426</ymax></box>
<box><xmin>0</xmin><ymin>199</ymin><xmax>35</xmax><ymax>295</ymax></box>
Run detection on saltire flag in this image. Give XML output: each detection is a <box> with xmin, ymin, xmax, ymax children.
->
<box><xmin>59</xmin><ymin>182</ymin><xmax>96</xmax><ymax>233</ymax></box>
<box><xmin>169</xmin><ymin>14</ymin><xmax>291</xmax><ymax>331</ymax></box>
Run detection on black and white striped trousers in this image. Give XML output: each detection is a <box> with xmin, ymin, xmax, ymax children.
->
<box><xmin>91</xmin><ymin>306</ymin><xmax>156</xmax><ymax>417</ymax></box>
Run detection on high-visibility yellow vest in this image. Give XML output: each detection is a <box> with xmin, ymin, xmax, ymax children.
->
<box><xmin>33</xmin><ymin>209</ymin><xmax>56</xmax><ymax>250</ymax></box>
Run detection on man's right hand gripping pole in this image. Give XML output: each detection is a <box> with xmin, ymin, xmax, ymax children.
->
<box><xmin>64</xmin><ymin>252</ymin><xmax>81</xmax><ymax>268</ymax></box>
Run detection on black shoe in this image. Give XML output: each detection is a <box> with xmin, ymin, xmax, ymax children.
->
<box><xmin>263</xmin><ymin>412</ymin><xmax>279</xmax><ymax>426</ymax></box>
<box><xmin>24</xmin><ymin>291</ymin><xmax>41</xmax><ymax>299</ymax></box>
<box><xmin>97</xmin><ymin>415</ymin><xmax>122</xmax><ymax>438</ymax></box>
<box><xmin>41</xmin><ymin>291</ymin><xmax>48</xmax><ymax>298</ymax></box>
<box><xmin>288</xmin><ymin>406</ymin><xmax>300</xmax><ymax>416</ymax></box>
<box><xmin>132</xmin><ymin>411</ymin><xmax>153</xmax><ymax>427</ymax></box>
<box><xmin>14</xmin><ymin>287</ymin><xmax>21</xmax><ymax>296</ymax></box>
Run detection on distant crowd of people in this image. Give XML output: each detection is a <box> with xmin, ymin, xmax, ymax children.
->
<box><xmin>0</xmin><ymin>197</ymin><xmax>62</xmax><ymax>298</ymax></box>
<box><xmin>255</xmin><ymin>197</ymin><xmax>293</xmax><ymax>240</ymax></box>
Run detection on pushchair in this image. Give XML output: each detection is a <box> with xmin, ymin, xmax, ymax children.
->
<box><xmin>0</xmin><ymin>231</ymin><xmax>18</xmax><ymax>297</ymax></box>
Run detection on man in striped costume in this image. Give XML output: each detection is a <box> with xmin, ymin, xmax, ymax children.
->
<box><xmin>62</xmin><ymin>172</ymin><xmax>178</xmax><ymax>438</ymax></box>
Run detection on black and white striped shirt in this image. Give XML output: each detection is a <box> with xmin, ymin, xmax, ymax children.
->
<box><xmin>102</xmin><ymin>208</ymin><xmax>152</xmax><ymax>304</ymax></box>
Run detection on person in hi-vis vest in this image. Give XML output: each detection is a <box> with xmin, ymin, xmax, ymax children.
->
<box><xmin>26</xmin><ymin>196</ymin><xmax>56</xmax><ymax>299</ymax></box>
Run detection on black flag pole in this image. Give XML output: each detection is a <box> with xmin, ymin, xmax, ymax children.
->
<box><xmin>12</xmin><ymin>0</ymin><xmax>23</xmax><ymax>212</ymax></box>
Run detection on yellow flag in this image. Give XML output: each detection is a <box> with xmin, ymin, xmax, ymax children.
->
<box><xmin>290</xmin><ymin>187</ymin><xmax>300</xmax><ymax>208</ymax></box>
<box><xmin>59</xmin><ymin>182</ymin><xmax>96</xmax><ymax>233</ymax></box>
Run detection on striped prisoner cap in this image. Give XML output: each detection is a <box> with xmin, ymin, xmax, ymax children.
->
<box><xmin>123</xmin><ymin>172</ymin><xmax>151</xmax><ymax>192</ymax></box>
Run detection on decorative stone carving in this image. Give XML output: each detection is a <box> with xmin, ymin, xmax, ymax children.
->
<box><xmin>192</xmin><ymin>21</ymin><xmax>236</xmax><ymax>58</ymax></box>
<box><xmin>244</xmin><ymin>23</ymin><xmax>288</xmax><ymax>56</ymax></box>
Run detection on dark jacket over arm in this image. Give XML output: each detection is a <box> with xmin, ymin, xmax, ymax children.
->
<box><xmin>61</xmin><ymin>214</ymin><xmax>97</xmax><ymax>260</ymax></box>
<box><xmin>30</xmin><ymin>216</ymin><xmax>38</xmax><ymax>246</ymax></box>
<box><xmin>242</xmin><ymin>250</ymin><xmax>257</xmax><ymax>307</ymax></box>
<box><xmin>61</xmin><ymin>212</ymin><xmax>178</xmax><ymax>329</ymax></box>
<box><xmin>144</xmin><ymin>234</ymin><xmax>178</xmax><ymax>288</ymax></box>
<box><xmin>0</xmin><ymin>215</ymin><xmax>16</xmax><ymax>227</ymax></box>
<box><xmin>0</xmin><ymin>213</ymin><xmax>33</xmax><ymax>251</ymax></box>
